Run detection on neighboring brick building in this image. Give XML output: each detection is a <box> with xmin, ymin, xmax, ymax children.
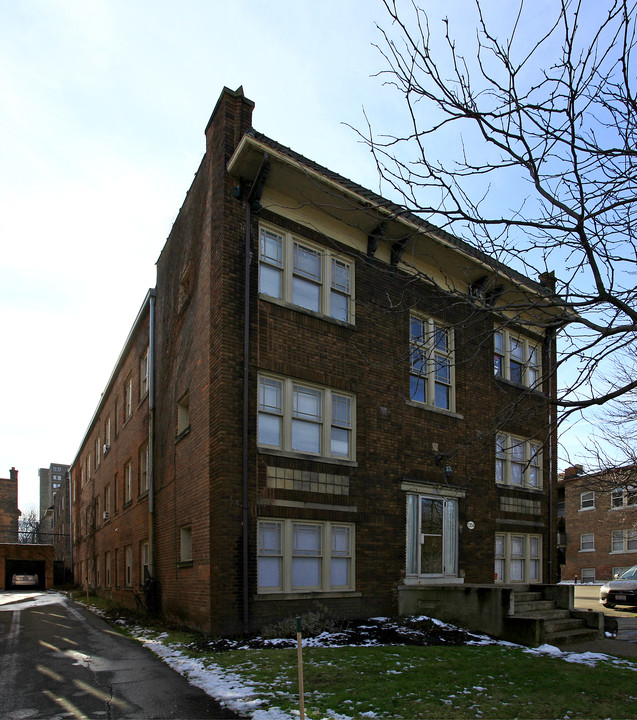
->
<box><xmin>562</xmin><ymin>465</ymin><xmax>637</xmax><ymax>583</ymax></box>
<box><xmin>71</xmin><ymin>86</ymin><xmax>562</xmax><ymax>635</ymax></box>
<box><xmin>0</xmin><ymin>467</ymin><xmax>19</xmax><ymax>543</ymax></box>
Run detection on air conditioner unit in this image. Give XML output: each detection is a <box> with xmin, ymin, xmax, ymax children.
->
<box><xmin>103</xmin><ymin>444</ymin><xmax>110</xmax><ymax>456</ymax></box>
<box><xmin>103</xmin><ymin>511</ymin><xmax>110</xmax><ymax>520</ymax></box>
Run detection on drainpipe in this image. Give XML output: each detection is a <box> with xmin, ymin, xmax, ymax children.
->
<box><xmin>241</xmin><ymin>153</ymin><xmax>270</xmax><ymax>634</ymax></box>
<box><xmin>545</xmin><ymin>327</ymin><xmax>556</xmax><ymax>583</ymax></box>
<box><xmin>148</xmin><ymin>289</ymin><xmax>157</xmax><ymax>588</ymax></box>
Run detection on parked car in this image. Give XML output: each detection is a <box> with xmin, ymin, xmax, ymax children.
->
<box><xmin>11</xmin><ymin>573</ymin><xmax>38</xmax><ymax>587</ymax></box>
<box><xmin>600</xmin><ymin>565</ymin><xmax>637</xmax><ymax>608</ymax></box>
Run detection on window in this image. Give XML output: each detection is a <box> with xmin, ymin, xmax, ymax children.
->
<box><xmin>580</xmin><ymin>533</ymin><xmax>595</xmax><ymax>551</ymax></box>
<box><xmin>580</xmin><ymin>491</ymin><xmax>595</xmax><ymax>510</ymax></box>
<box><xmin>180</xmin><ymin>526</ymin><xmax>192</xmax><ymax>563</ymax></box>
<box><xmin>95</xmin><ymin>556</ymin><xmax>101</xmax><ymax>587</ymax></box>
<box><xmin>409</xmin><ymin>315</ymin><xmax>454</xmax><ymax>411</ymax></box>
<box><xmin>611</xmin><ymin>486</ymin><xmax>637</xmax><ymax>508</ymax></box>
<box><xmin>125</xmin><ymin>546</ymin><xmax>132</xmax><ymax>587</ymax></box>
<box><xmin>406</xmin><ymin>494</ymin><xmax>458</xmax><ymax>578</ymax></box>
<box><xmin>105</xmin><ymin>552</ymin><xmax>111</xmax><ymax>587</ymax></box>
<box><xmin>611</xmin><ymin>529</ymin><xmax>637</xmax><ymax>553</ymax></box>
<box><xmin>104</xmin><ymin>484</ymin><xmax>111</xmax><ymax>518</ymax></box>
<box><xmin>257</xmin><ymin>518</ymin><xmax>354</xmax><ymax>593</ymax></box>
<box><xmin>139</xmin><ymin>443</ymin><xmax>149</xmax><ymax>494</ymax></box>
<box><xmin>124</xmin><ymin>460</ymin><xmax>132</xmax><ymax>504</ymax></box>
<box><xmin>140</xmin><ymin>347</ymin><xmax>149</xmax><ymax>399</ymax></box>
<box><xmin>494</xmin><ymin>328</ymin><xmax>541</xmax><ymax>388</ymax></box>
<box><xmin>95</xmin><ymin>437</ymin><xmax>101</xmax><ymax>468</ymax></box>
<box><xmin>258</xmin><ymin>224</ymin><xmax>354</xmax><ymax>323</ymax></box>
<box><xmin>105</xmin><ymin>416</ymin><xmax>111</xmax><ymax>447</ymax></box>
<box><xmin>580</xmin><ymin>568</ymin><xmax>596</xmax><ymax>582</ymax></box>
<box><xmin>87</xmin><ymin>453</ymin><xmax>92</xmax><ymax>479</ymax></box>
<box><xmin>177</xmin><ymin>392</ymin><xmax>190</xmax><ymax>435</ymax></box>
<box><xmin>141</xmin><ymin>541</ymin><xmax>149</xmax><ymax>582</ymax></box>
<box><xmin>258</xmin><ymin>375</ymin><xmax>355</xmax><ymax>460</ymax></box>
<box><xmin>495</xmin><ymin>434</ymin><xmax>542</xmax><ymax>489</ymax></box>
<box><xmin>494</xmin><ymin>533</ymin><xmax>542</xmax><ymax>583</ymax></box>
<box><xmin>124</xmin><ymin>376</ymin><xmax>133</xmax><ymax>421</ymax></box>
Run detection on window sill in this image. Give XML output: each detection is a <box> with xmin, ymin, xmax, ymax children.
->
<box><xmin>400</xmin><ymin>577</ymin><xmax>464</xmax><ymax>586</ymax></box>
<box><xmin>578</xmin><ymin>507</ymin><xmax>595</xmax><ymax>512</ymax></box>
<box><xmin>259</xmin><ymin>294</ymin><xmax>356</xmax><ymax>329</ymax></box>
<box><xmin>496</xmin><ymin>482</ymin><xmax>544</xmax><ymax>494</ymax></box>
<box><xmin>254</xmin><ymin>590</ymin><xmax>361</xmax><ymax>600</ymax></box>
<box><xmin>494</xmin><ymin>376</ymin><xmax>545</xmax><ymax>396</ymax></box>
<box><xmin>405</xmin><ymin>400</ymin><xmax>463</xmax><ymax>420</ymax></box>
<box><xmin>177</xmin><ymin>560</ymin><xmax>193</xmax><ymax>568</ymax></box>
<box><xmin>175</xmin><ymin>426</ymin><xmax>191</xmax><ymax>443</ymax></box>
<box><xmin>578</xmin><ymin>549</ymin><xmax>595</xmax><ymax>553</ymax></box>
<box><xmin>257</xmin><ymin>447</ymin><xmax>358</xmax><ymax>467</ymax></box>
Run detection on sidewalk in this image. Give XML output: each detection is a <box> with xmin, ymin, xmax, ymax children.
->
<box><xmin>555</xmin><ymin>616</ymin><xmax>637</xmax><ymax>659</ymax></box>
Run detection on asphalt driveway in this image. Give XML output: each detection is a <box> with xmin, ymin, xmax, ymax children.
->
<box><xmin>0</xmin><ymin>590</ymin><xmax>243</xmax><ymax>719</ymax></box>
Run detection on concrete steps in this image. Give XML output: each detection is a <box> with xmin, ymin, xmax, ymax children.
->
<box><xmin>510</xmin><ymin>587</ymin><xmax>600</xmax><ymax>646</ymax></box>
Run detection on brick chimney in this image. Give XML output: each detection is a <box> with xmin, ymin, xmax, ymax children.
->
<box><xmin>563</xmin><ymin>465</ymin><xmax>584</xmax><ymax>479</ymax></box>
<box><xmin>9</xmin><ymin>467</ymin><xmax>18</xmax><ymax>482</ymax></box>
<box><xmin>204</xmin><ymin>85</ymin><xmax>255</xmax><ymax>162</ymax></box>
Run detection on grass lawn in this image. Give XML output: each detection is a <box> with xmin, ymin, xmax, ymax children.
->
<box><xmin>74</xmin><ymin>594</ymin><xmax>637</xmax><ymax>719</ymax></box>
<box><xmin>201</xmin><ymin>643</ymin><xmax>637</xmax><ymax>719</ymax></box>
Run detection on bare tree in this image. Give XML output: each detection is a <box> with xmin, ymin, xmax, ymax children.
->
<box><xmin>18</xmin><ymin>508</ymin><xmax>40</xmax><ymax>544</ymax></box>
<box><xmin>359</xmin><ymin>0</ymin><xmax>637</xmax><ymax>419</ymax></box>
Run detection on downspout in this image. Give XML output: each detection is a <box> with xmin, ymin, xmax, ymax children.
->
<box><xmin>545</xmin><ymin>326</ymin><xmax>556</xmax><ymax>583</ymax></box>
<box><xmin>241</xmin><ymin>153</ymin><xmax>270</xmax><ymax>634</ymax></box>
<box><xmin>148</xmin><ymin>289</ymin><xmax>157</xmax><ymax>590</ymax></box>
<box><xmin>68</xmin><ymin>469</ymin><xmax>73</xmax><ymax>578</ymax></box>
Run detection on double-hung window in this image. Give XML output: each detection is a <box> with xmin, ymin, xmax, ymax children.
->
<box><xmin>495</xmin><ymin>433</ymin><xmax>542</xmax><ymax>489</ymax></box>
<box><xmin>495</xmin><ymin>533</ymin><xmax>541</xmax><ymax>583</ymax></box>
<box><xmin>611</xmin><ymin>486</ymin><xmax>637</xmax><ymax>508</ymax></box>
<box><xmin>580</xmin><ymin>533</ymin><xmax>595</xmax><ymax>551</ymax></box>
<box><xmin>259</xmin><ymin>225</ymin><xmax>354</xmax><ymax>323</ymax></box>
<box><xmin>580</xmin><ymin>491</ymin><xmax>595</xmax><ymax>510</ymax></box>
<box><xmin>409</xmin><ymin>315</ymin><xmax>454</xmax><ymax>411</ymax></box>
<box><xmin>257</xmin><ymin>518</ymin><xmax>354</xmax><ymax>593</ymax></box>
<box><xmin>258</xmin><ymin>375</ymin><xmax>355</xmax><ymax>460</ymax></box>
<box><xmin>612</xmin><ymin>529</ymin><xmax>637</xmax><ymax>553</ymax></box>
<box><xmin>494</xmin><ymin>328</ymin><xmax>541</xmax><ymax>388</ymax></box>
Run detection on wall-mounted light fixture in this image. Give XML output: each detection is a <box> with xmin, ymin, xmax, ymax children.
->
<box><xmin>442</xmin><ymin>464</ymin><xmax>453</xmax><ymax>482</ymax></box>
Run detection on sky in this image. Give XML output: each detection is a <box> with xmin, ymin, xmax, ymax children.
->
<box><xmin>0</xmin><ymin>0</ymin><xmax>598</xmax><ymax>513</ymax></box>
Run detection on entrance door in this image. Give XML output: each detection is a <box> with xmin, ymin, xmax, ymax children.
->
<box><xmin>406</xmin><ymin>493</ymin><xmax>458</xmax><ymax>578</ymax></box>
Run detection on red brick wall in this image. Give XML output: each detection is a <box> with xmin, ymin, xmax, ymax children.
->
<box><xmin>563</xmin><ymin>474</ymin><xmax>637</xmax><ymax>582</ymax></box>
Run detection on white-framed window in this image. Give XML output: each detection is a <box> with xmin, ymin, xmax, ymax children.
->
<box><xmin>580</xmin><ymin>568</ymin><xmax>596</xmax><ymax>582</ymax></box>
<box><xmin>105</xmin><ymin>552</ymin><xmax>111</xmax><ymax>587</ymax></box>
<box><xmin>177</xmin><ymin>392</ymin><xmax>190</xmax><ymax>435</ymax></box>
<box><xmin>139</xmin><ymin>443</ymin><xmax>149</xmax><ymax>494</ymax></box>
<box><xmin>495</xmin><ymin>433</ymin><xmax>542</xmax><ymax>489</ymax></box>
<box><xmin>180</xmin><ymin>526</ymin><xmax>192</xmax><ymax>563</ymax></box>
<box><xmin>95</xmin><ymin>437</ymin><xmax>101</xmax><ymax>468</ymax></box>
<box><xmin>494</xmin><ymin>533</ymin><xmax>541</xmax><ymax>583</ymax></box>
<box><xmin>258</xmin><ymin>375</ymin><xmax>355</xmax><ymax>460</ymax></box>
<box><xmin>494</xmin><ymin>328</ymin><xmax>541</xmax><ymax>388</ymax></box>
<box><xmin>105</xmin><ymin>416</ymin><xmax>111</xmax><ymax>447</ymax></box>
<box><xmin>87</xmin><ymin>453</ymin><xmax>92</xmax><ymax>479</ymax></box>
<box><xmin>580</xmin><ymin>533</ymin><xmax>595</xmax><ymax>551</ymax></box>
<box><xmin>611</xmin><ymin>529</ymin><xmax>637</xmax><ymax>553</ymax></box>
<box><xmin>611</xmin><ymin>486</ymin><xmax>637</xmax><ymax>508</ymax></box>
<box><xmin>104</xmin><ymin>484</ymin><xmax>111</xmax><ymax>517</ymax></box>
<box><xmin>409</xmin><ymin>315</ymin><xmax>454</xmax><ymax>411</ymax></box>
<box><xmin>580</xmin><ymin>491</ymin><xmax>595</xmax><ymax>510</ymax></box>
<box><xmin>406</xmin><ymin>493</ymin><xmax>458</xmax><ymax>578</ymax></box>
<box><xmin>257</xmin><ymin>518</ymin><xmax>354</xmax><ymax>593</ymax></box>
<box><xmin>124</xmin><ymin>460</ymin><xmax>132</xmax><ymax>504</ymax></box>
<box><xmin>125</xmin><ymin>546</ymin><xmax>132</xmax><ymax>587</ymax></box>
<box><xmin>140</xmin><ymin>347</ymin><xmax>149</xmax><ymax>399</ymax></box>
<box><xmin>141</xmin><ymin>541</ymin><xmax>149</xmax><ymax>582</ymax></box>
<box><xmin>124</xmin><ymin>376</ymin><xmax>133</xmax><ymax>421</ymax></box>
<box><xmin>258</xmin><ymin>224</ymin><xmax>354</xmax><ymax>323</ymax></box>
<box><xmin>612</xmin><ymin>566</ymin><xmax>632</xmax><ymax>578</ymax></box>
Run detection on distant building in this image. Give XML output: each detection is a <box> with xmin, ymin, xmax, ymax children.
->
<box><xmin>39</xmin><ymin>463</ymin><xmax>70</xmax><ymax>541</ymax></box>
<box><xmin>0</xmin><ymin>467</ymin><xmax>19</xmax><ymax>543</ymax></box>
<box><xmin>562</xmin><ymin>464</ymin><xmax>637</xmax><ymax>582</ymax></box>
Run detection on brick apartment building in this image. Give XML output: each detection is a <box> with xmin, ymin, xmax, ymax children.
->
<box><xmin>71</xmin><ymin>86</ymin><xmax>563</xmax><ymax>635</ymax></box>
<box><xmin>0</xmin><ymin>467</ymin><xmax>19</xmax><ymax>543</ymax></box>
<box><xmin>562</xmin><ymin>465</ymin><xmax>637</xmax><ymax>583</ymax></box>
